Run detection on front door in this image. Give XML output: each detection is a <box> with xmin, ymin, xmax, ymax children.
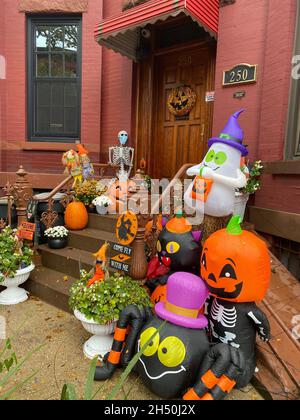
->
<box><xmin>150</xmin><ymin>45</ymin><xmax>215</xmax><ymax>179</ymax></box>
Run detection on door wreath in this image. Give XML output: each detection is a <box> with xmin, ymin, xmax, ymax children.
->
<box><xmin>167</xmin><ymin>85</ymin><xmax>197</xmax><ymax>117</ymax></box>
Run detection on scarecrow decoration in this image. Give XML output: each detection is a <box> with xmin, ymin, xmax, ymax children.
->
<box><xmin>87</xmin><ymin>242</ymin><xmax>110</xmax><ymax>287</ymax></box>
<box><xmin>185</xmin><ymin>110</ymin><xmax>248</xmax><ymax>217</ymax></box>
<box><xmin>94</xmin><ymin>272</ymin><xmax>250</xmax><ymax>400</ymax></box>
<box><xmin>62</xmin><ymin>149</ymin><xmax>83</xmax><ymax>186</ymax></box>
<box><xmin>147</xmin><ymin>212</ymin><xmax>202</xmax><ymax>304</ymax></box>
<box><xmin>190</xmin><ymin>216</ymin><xmax>271</xmax><ymax>399</ymax></box>
<box><xmin>167</xmin><ymin>86</ymin><xmax>197</xmax><ymax>117</ymax></box>
<box><xmin>77</xmin><ymin>144</ymin><xmax>94</xmax><ymax>180</ymax></box>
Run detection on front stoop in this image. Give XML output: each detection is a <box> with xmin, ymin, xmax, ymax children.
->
<box><xmin>26</xmin><ymin>213</ymin><xmax>118</xmax><ymax>312</ymax></box>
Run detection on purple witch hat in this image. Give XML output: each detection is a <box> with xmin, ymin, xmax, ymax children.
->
<box><xmin>208</xmin><ymin>109</ymin><xmax>248</xmax><ymax>157</ymax></box>
<box><xmin>155</xmin><ymin>272</ymin><xmax>209</xmax><ymax>329</ymax></box>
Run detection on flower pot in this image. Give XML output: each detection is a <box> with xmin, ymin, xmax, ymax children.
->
<box><xmin>96</xmin><ymin>205</ymin><xmax>108</xmax><ymax>215</ymax></box>
<box><xmin>233</xmin><ymin>192</ymin><xmax>249</xmax><ymax>221</ymax></box>
<box><xmin>74</xmin><ymin>309</ymin><xmax>117</xmax><ymax>359</ymax></box>
<box><xmin>47</xmin><ymin>236</ymin><xmax>68</xmax><ymax>249</ymax></box>
<box><xmin>0</xmin><ymin>264</ymin><xmax>35</xmax><ymax>305</ymax></box>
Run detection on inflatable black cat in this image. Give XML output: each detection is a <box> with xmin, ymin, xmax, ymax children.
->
<box><xmin>147</xmin><ymin>213</ymin><xmax>202</xmax><ymax>303</ymax></box>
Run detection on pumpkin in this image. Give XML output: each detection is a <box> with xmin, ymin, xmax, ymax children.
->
<box><xmin>65</xmin><ymin>201</ymin><xmax>88</xmax><ymax>230</ymax></box>
<box><xmin>107</xmin><ymin>180</ymin><xmax>136</xmax><ymax>214</ymax></box>
<box><xmin>200</xmin><ymin>216</ymin><xmax>271</xmax><ymax>303</ymax></box>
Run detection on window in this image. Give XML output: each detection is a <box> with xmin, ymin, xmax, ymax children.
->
<box><xmin>27</xmin><ymin>16</ymin><xmax>82</xmax><ymax>142</ymax></box>
<box><xmin>286</xmin><ymin>4</ymin><xmax>300</xmax><ymax>159</ymax></box>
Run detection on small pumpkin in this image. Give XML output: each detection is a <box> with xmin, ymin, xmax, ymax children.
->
<box><xmin>65</xmin><ymin>201</ymin><xmax>88</xmax><ymax>230</ymax></box>
<box><xmin>200</xmin><ymin>216</ymin><xmax>271</xmax><ymax>303</ymax></box>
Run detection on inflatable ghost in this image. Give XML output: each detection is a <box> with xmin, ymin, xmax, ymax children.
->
<box><xmin>184</xmin><ymin>110</ymin><xmax>248</xmax><ymax>217</ymax></box>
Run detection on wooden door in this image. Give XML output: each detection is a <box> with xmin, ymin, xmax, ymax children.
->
<box><xmin>151</xmin><ymin>46</ymin><xmax>215</xmax><ymax>179</ymax></box>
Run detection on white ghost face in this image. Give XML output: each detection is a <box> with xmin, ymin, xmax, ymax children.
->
<box><xmin>200</xmin><ymin>143</ymin><xmax>241</xmax><ymax>177</ymax></box>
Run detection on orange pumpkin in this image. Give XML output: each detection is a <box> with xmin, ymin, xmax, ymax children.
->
<box><xmin>65</xmin><ymin>201</ymin><xmax>88</xmax><ymax>230</ymax></box>
<box><xmin>107</xmin><ymin>180</ymin><xmax>136</xmax><ymax>214</ymax></box>
<box><xmin>200</xmin><ymin>216</ymin><xmax>271</xmax><ymax>303</ymax></box>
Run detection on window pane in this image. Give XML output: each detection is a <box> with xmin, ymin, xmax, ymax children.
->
<box><xmin>51</xmin><ymin>83</ymin><xmax>64</xmax><ymax>107</ymax></box>
<box><xmin>64</xmin><ymin>25</ymin><xmax>78</xmax><ymax>52</ymax></box>
<box><xmin>51</xmin><ymin>107</ymin><xmax>64</xmax><ymax>134</ymax></box>
<box><xmin>36</xmin><ymin>107</ymin><xmax>50</xmax><ymax>133</ymax></box>
<box><xmin>36</xmin><ymin>54</ymin><xmax>49</xmax><ymax>77</ymax></box>
<box><xmin>65</xmin><ymin>107</ymin><xmax>78</xmax><ymax>135</ymax></box>
<box><xmin>51</xmin><ymin>54</ymin><xmax>63</xmax><ymax>77</ymax></box>
<box><xmin>36</xmin><ymin>26</ymin><xmax>50</xmax><ymax>51</ymax></box>
<box><xmin>65</xmin><ymin>83</ymin><xmax>78</xmax><ymax>107</ymax></box>
<box><xmin>50</xmin><ymin>27</ymin><xmax>64</xmax><ymax>51</ymax></box>
<box><xmin>65</xmin><ymin>53</ymin><xmax>77</xmax><ymax>77</ymax></box>
<box><xmin>37</xmin><ymin>82</ymin><xmax>51</xmax><ymax>107</ymax></box>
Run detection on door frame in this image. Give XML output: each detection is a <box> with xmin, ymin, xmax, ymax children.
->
<box><xmin>132</xmin><ymin>33</ymin><xmax>216</xmax><ymax>177</ymax></box>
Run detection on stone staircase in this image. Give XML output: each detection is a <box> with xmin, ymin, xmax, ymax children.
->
<box><xmin>27</xmin><ymin>213</ymin><xmax>118</xmax><ymax>313</ymax></box>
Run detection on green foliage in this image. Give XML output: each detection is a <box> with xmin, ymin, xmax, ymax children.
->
<box><xmin>0</xmin><ymin>227</ymin><xmax>33</xmax><ymax>283</ymax></box>
<box><xmin>242</xmin><ymin>160</ymin><xmax>264</xmax><ymax>195</ymax></box>
<box><xmin>69</xmin><ymin>271</ymin><xmax>152</xmax><ymax>325</ymax></box>
<box><xmin>74</xmin><ymin>180</ymin><xmax>107</xmax><ymax>206</ymax></box>
<box><xmin>0</xmin><ymin>336</ymin><xmax>44</xmax><ymax>400</ymax></box>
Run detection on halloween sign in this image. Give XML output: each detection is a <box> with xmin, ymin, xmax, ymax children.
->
<box><xmin>116</xmin><ymin>211</ymin><xmax>138</xmax><ymax>246</ymax></box>
<box><xmin>17</xmin><ymin>222</ymin><xmax>36</xmax><ymax>241</ymax></box>
<box><xmin>167</xmin><ymin>86</ymin><xmax>197</xmax><ymax>117</ymax></box>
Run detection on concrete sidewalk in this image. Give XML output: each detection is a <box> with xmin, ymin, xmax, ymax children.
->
<box><xmin>0</xmin><ymin>296</ymin><xmax>263</xmax><ymax>400</ymax></box>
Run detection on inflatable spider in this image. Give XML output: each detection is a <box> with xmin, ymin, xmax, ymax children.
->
<box><xmin>95</xmin><ymin>272</ymin><xmax>247</xmax><ymax>400</ymax></box>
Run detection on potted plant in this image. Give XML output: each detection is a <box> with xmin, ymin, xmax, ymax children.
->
<box><xmin>74</xmin><ymin>180</ymin><xmax>107</xmax><ymax>212</ymax></box>
<box><xmin>0</xmin><ymin>227</ymin><xmax>34</xmax><ymax>305</ymax></box>
<box><xmin>44</xmin><ymin>226</ymin><xmax>69</xmax><ymax>249</ymax></box>
<box><xmin>92</xmin><ymin>195</ymin><xmax>112</xmax><ymax>215</ymax></box>
<box><xmin>69</xmin><ymin>271</ymin><xmax>152</xmax><ymax>359</ymax></box>
<box><xmin>234</xmin><ymin>160</ymin><xmax>264</xmax><ymax>221</ymax></box>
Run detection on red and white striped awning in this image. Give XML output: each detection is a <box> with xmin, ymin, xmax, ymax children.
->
<box><xmin>94</xmin><ymin>0</ymin><xmax>219</xmax><ymax>62</ymax></box>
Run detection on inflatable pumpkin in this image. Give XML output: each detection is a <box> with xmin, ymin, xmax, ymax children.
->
<box><xmin>201</xmin><ymin>215</ymin><xmax>270</xmax><ymax>303</ymax></box>
<box><xmin>196</xmin><ymin>215</ymin><xmax>271</xmax><ymax>395</ymax></box>
<box><xmin>64</xmin><ymin>201</ymin><xmax>88</xmax><ymax>230</ymax></box>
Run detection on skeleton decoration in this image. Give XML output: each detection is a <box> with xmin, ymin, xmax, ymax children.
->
<box><xmin>108</xmin><ymin>131</ymin><xmax>134</xmax><ymax>181</ymax></box>
<box><xmin>193</xmin><ymin>215</ymin><xmax>271</xmax><ymax>399</ymax></box>
<box><xmin>94</xmin><ymin>272</ymin><xmax>248</xmax><ymax>400</ymax></box>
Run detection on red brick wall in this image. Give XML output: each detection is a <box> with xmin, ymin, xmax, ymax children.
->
<box><xmin>0</xmin><ymin>0</ymin><xmax>103</xmax><ymax>174</ymax></box>
<box><xmin>0</xmin><ymin>1</ymin><xmax>7</xmax><ymax>171</ymax></box>
<box><xmin>100</xmin><ymin>0</ymin><xmax>133</xmax><ymax>161</ymax></box>
<box><xmin>214</xmin><ymin>0</ymin><xmax>299</xmax><ymax>214</ymax></box>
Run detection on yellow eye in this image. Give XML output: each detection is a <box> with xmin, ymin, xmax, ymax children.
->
<box><xmin>157</xmin><ymin>240</ymin><xmax>162</xmax><ymax>253</ymax></box>
<box><xmin>166</xmin><ymin>242</ymin><xmax>180</xmax><ymax>254</ymax></box>
<box><xmin>158</xmin><ymin>337</ymin><xmax>186</xmax><ymax>368</ymax></box>
<box><xmin>140</xmin><ymin>327</ymin><xmax>160</xmax><ymax>357</ymax></box>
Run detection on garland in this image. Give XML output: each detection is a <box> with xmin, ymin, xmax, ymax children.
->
<box><xmin>167</xmin><ymin>86</ymin><xmax>197</xmax><ymax>117</ymax></box>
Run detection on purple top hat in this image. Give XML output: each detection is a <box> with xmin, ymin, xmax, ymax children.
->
<box><xmin>155</xmin><ymin>272</ymin><xmax>209</xmax><ymax>329</ymax></box>
<box><xmin>208</xmin><ymin>109</ymin><xmax>248</xmax><ymax>157</ymax></box>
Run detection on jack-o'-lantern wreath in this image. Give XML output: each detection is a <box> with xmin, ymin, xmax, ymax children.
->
<box><xmin>167</xmin><ymin>85</ymin><xmax>197</xmax><ymax>117</ymax></box>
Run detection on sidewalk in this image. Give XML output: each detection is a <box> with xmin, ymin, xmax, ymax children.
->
<box><xmin>0</xmin><ymin>297</ymin><xmax>263</xmax><ymax>400</ymax></box>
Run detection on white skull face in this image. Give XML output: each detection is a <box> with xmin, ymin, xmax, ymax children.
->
<box><xmin>200</xmin><ymin>142</ymin><xmax>241</xmax><ymax>177</ymax></box>
<box><xmin>118</xmin><ymin>130</ymin><xmax>129</xmax><ymax>145</ymax></box>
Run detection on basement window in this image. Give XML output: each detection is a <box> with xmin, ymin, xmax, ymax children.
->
<box><xmin>27</xmin><ymin>16</ymin><xmax>82</xmax><ymax>142</ymax></box>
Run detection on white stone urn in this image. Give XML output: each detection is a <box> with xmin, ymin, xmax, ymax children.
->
<box><xmin>74</xmin><ymin>309</ymin><xmax>117</xmax><ymax>360</ymax></box>
<box><xmin>0</xmin><ymin>264</ymin><xmax>35</xmax><ymax>305</ymax></box>
<box><xmin>233</xmin><ymin>192</ymin><xmax>249</xmax><ymax>222</ymax></box>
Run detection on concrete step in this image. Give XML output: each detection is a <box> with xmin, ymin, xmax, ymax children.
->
<box><xmin>39</xmin><ymin>245</ymin><xmax>94</xmax><ymax>278</ymax></box>
<box><xmin>27</xmin><ymin>267</ymin><xmax>77</xmax><ymax>313</ymax></box>
<box><xmin>87</xmin><ymin>213</ymin><xmax>117</xmax><ymax>232</ymax></box>
<box><xmin>68</xmin><ymin>228</ymin><xmax>116</xmax><ymax>253</ymax></box>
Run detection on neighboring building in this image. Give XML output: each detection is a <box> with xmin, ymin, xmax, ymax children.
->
<box><xmin>0</xmin><ymin>0</ymin><xmax>299</xmax><ymax>275</ymax></box>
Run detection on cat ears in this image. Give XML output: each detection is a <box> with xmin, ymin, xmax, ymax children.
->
<box><xmin>191</xmin><ymin>230</ymin><xmax>202</xmax><ymax>243</ymax></box>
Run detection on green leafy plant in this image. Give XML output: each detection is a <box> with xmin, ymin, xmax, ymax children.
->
<box><xmin>0</xmin><ymin>337</ymin><xmax>44</xmax><ymax>400</ymax></box>
<box><xmin>0</xmin><ymin>227</ymin><xmax>33</xmax><ymax>283</ymax></box>
<box><xmin>69</xmin><ymin>271</ymin><xmax>152</xmax><ymax>325</ymax></box>
<box><xmin>74</xmin><ymin>180</ymin><xmax>107</xmax><ymax>206</ymax></box>
<box><xmin>241</xmin><ymin>160</ymin><xmax>264</xmax><ymax>195</ymax></box>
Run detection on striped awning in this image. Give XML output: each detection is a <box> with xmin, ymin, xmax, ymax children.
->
<box><xmin>94</xmin><ymin>0</ymin><xmax>219</xmax><ymax>62</ymax></box>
